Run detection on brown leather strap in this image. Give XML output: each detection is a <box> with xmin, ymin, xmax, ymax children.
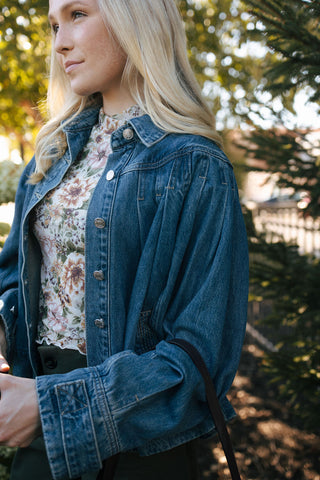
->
<box><xmin>168</xmin><ymin>338</ymin><xmax>241</xmax><ymax>480</ymax></box>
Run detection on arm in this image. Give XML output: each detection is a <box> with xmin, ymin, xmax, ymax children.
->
<box><xmin>0</xmin><ymin>159</ymin><xmax>41</xmax><ymax>446</ymax></box>
<box><xmin>0</xmin><ymin>159</ymin><xmax>41</xmax><ymax>445</ymax></box>
<box><xmin>35</xmin><ymin>151</ymin><xmax>249</xmax><ymax>479</ymax></box>
<box><xmin>0</xmin><ymin>159</ymin><xmax>35</xmax><ymax>363</ymax></box>
<box><xmin>0</xmin><ymin>373</ymin><xmax>41</xmax><ymax>447</ymax></box>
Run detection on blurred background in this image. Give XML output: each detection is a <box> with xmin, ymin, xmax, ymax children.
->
<box><xmin>0</xmin><ymin>0</ymin><xmax>319</xmax><ymax>478</ymax></box>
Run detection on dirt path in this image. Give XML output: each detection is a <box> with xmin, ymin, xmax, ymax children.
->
<box><xmin>196</xmin><ymin>339</ymin><xmax>320</xmax><ymax>479</ymax></box>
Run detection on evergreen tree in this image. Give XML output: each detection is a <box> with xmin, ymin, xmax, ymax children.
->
<box><xmin>242</xmin><ymin>0</ymin><xmax>320</xmax><ymax>430</ymax></box>
<box><xmin>243</xmin><ymin>126</ymin><xmax>320</xmax><ymax>218</ymax></box>
<box><xmin>245</xmin><ymin>0</ymin><xmax>320</xmax><ymax>104</ymax></box>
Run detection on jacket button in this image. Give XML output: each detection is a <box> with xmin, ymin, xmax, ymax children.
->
<box><xmin>123</xmin><ymin>128</ymin><xmax>134</xmax><ymax>140</ymax></box>
<box><xmin>94</xmin><ymin>319</ymin><xmax>105</xmax><ymax>329</ymax></box>
<box><xmin>44</xmin><ymin>357</ymin><xmax>57</xmax><ymax>369</ymax></box>
<box><xmin>106</xmin><ymin>170</ymin><xmax>115</xmax><ymax>181</ymax></box>
<box><xmin>93</xmin><ymin>270</ymin><xmax>104</xmax><ymax>281</ymax></box>
<box><xmin>94</xmin><ymin>218</ymin><xmax>106</xmax><ymax>229</ymax></box>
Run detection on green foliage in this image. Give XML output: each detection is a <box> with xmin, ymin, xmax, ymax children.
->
<box><xmin>0</xmin><ymin>158</ymin><xmax>21</xmax><ymax>246</ymax></box>
<box><xmin>247</xmin><ymin>220</ymin><xmax>320</xmax><ymax>430</ymax></box>
<box><xmin>241</xmin><ymin>126</ymin><xmax>320</xmax><ymax>217</ymax></box>
<box><xmin>245</xmin><ymin>0</ymin><xmax>320</xmax><ymax>104</ymax></box>
<box><xmin>242</xmin><ymin>0</ymin><xmax>320</xmax><ymax>430</ymax></box>
<box><xmin>0</xmin><ymin>160</ymin><xmax>24</xmax><ymax>204</ymax></box>
<box><xmin>178</xmin><ymin>0</ymin><xmax>267</xmax><ymax>123</ymax></box>
<box><xmin>0</xmin><ymin>222</ymin><xmax>10</xmax><ymax>234</ymax></box>
<box><xmin>0</xmin><ymin>0</ymin><xmax>49</xmax><ymax>157</ymax></box>
<box><xmin>0</xmin><ymin>222</ymin><xmax>10</xmax><ymax>248</ymax></box>
<box><xmin>0</xmin><ymin>446</ymin><xmax>15</xmax><ymax>480</ymax></box>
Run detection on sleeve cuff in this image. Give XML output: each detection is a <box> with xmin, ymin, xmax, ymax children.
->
<box><xmin>36</xmin><ymin>368</ymin><xmax>119</xmax><ymax>479</ymax></box>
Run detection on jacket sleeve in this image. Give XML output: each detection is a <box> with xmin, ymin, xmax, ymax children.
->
<box><xmin>0</xmin><ymin>160</ymin><xmax>35</xmax><ymax>362</ymax></box>
<box><xmin>36</xmin><ymin>150</ymin><xmax>249</xmax><ymax>480</ymax></box>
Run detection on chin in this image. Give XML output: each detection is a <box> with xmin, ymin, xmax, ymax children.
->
<box><xmin>70</xmin><ymin>81</ymin><xmax>97</xmax><ymax>98</ymax></box>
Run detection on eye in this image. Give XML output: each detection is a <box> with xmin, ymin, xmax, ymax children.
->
<box><xmin>72</xmin><ymin>10</ymin><xmax>86</xmax><ymax>20</ymax></box>
<box><xmin>51</xmin><ymin>24</ymin><xmax>59</xmax><ymax>35</ymax></box>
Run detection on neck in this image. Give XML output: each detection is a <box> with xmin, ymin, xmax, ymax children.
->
<box><xmin>102</xmin><ymin>88</ymin><xmax>135</xmax><ymax>116</ymax></box>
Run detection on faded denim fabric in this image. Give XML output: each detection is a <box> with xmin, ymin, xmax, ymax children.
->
<box><xmin>0</xmin><ymin>106</ymin><xmax>249</xmax><ymax>479</ymax></box>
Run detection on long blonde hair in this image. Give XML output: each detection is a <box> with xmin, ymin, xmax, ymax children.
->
<box><xmin>32</xmin><ymin>0</ymin><xmax>222</xmax><ymax>183</ymax></box>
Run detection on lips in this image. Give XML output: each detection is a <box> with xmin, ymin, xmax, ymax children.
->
<box><xmin>64</xmin><ymin>61</ymin><xmax>83</xmax><ymax>74</ymax></box>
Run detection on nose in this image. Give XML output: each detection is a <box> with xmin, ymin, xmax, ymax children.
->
<box><xmin>54</xmin><ymin>26</ymin><xmax>73</xmax><ymax>54</ymax></box>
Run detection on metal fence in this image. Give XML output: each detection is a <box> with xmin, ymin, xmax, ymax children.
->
<box><xmin>246</xmin><ymin>202</ymin><xmax>320</xmax><ymax>351</ymax></box>
<box><xmin>252</xmin><ymin>203</ymin><xmax>320</xmax><ymax>257</ymax></box>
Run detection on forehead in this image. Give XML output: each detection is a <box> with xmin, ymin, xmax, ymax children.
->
<box><xmin>48</xmin><ymin>0</ymin><xmax>97</xmax><ymax>17</ymax></box>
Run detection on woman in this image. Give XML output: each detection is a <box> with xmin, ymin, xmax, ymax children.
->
<box><xmin>0</xmin><ymin>0</ymin><xmax>249</xmax><ymax>479</ymax></box>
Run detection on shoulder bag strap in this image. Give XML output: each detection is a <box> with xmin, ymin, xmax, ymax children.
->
<box><xmin>168</xmin><ymin>338</ymin><xmax>241</xmax><ymax>480</ymax></box>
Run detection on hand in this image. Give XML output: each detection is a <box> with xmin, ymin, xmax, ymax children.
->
<box><xmin>0</xmin><ymin>322</ymin><xmax>9</xmax><ymax>373</ymax></box>
<box><xmin>0</xmin><ymin>374</ymin><xmax>42</xmax><ymax>447</ymax></box>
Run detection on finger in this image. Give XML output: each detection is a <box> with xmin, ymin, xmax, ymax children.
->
<box><xmin>0</xmin><ymin>355</ymin><xmax>9</xmax><ymax>373</ymax></box>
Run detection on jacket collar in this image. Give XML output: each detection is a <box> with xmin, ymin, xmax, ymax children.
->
<box><xmin>61</xmin><ymin>105</ymin><xmax>100</xmax><ymax>132</ymax></box>
<box><xmin>62</xmin><ymin>105</ymin><xmax>168</xmax><ymax>147</ymax></box>
<box><xmin>129</xmin><ymin>115</ymin><xmax>168</xmax><ymax>147</ymax></box>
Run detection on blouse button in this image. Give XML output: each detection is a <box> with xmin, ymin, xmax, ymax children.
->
<box><xmin>93</xmin><ymin>270</ymin><xmax>104</xmax><ymax>281</ymax></box>
<box><xmin>123</xmin><ymin>128</ymin><xmax>134</xmax><ymax>140</ymax></box>
<box><xmin>106</xmin><ymin>170</ymin><xmax>115</xmax><ymax>181</ymax></box>
<box><xmin>94</xmin><ymin>218</ymin><xmax>106</xmax><ymax>229</ymax></box>
<box><xmin>94</xmin><ymin>319</ymin><xmax>105</xmax><ymax>329</ymax></box>
<box><xmin>44</xmin><ymin>357</ymin><xmax>58</xmax><ymax>370</ymax></box>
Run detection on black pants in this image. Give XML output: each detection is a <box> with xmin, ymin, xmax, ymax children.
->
<box><xmin>10</xmin><ymin>437</ymin><xmax>197</xmax><ymax>480</ymax></box>
<box><xmin>10</xmin><ymin>346</ymin><xmax>198</xmax><ymax>480</ymax></box>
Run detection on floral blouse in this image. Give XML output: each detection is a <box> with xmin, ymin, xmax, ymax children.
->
<box><xmin>33</xmin><ymin>105</ymin><xmax>143</xmax><ymax>354</ymax></box>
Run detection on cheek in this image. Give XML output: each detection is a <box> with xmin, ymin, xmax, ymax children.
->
<box><xmin>92</xmin><ymin>28</ymin><xmax>126</xmax><ymax>65</ymax></box>
<box><xmin>94</xmin><ymin>45</ymin><xmax>126</xmax><ymax>75</ymax></box>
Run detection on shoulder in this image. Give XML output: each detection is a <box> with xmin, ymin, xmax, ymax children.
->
<box><xmin>143</xmin><ymin>132</ymin><xmax>233</xmax><ymax>182</ymax></box>
<box><xmin>161</xmin><ymin>132</ymin><xmax>229</xmax><ymax>165</ymax></box>
<box><xmin>129</xmin><ymin>114</ymin><xmax>231</xmax><ymax>169</ymax></box>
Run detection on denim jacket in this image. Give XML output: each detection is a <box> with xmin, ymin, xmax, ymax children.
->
<box><xmin>0</xmin><ymin>106</ymin><xmax>248</xmax><ymax>479</ymax></box>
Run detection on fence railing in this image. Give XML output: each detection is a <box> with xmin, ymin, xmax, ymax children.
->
<box><xmin>246</xmin><ymin>202</ymin><xmax>320</xmax><ymax>351</ymax></box>
<box><xmin>252</xmin><ymin>203</ymin><xmax>320</xmax><ymax>257</ymax></box>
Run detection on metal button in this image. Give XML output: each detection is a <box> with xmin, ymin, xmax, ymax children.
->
<box><xmin>94</xmin><ymin>319</ymin><xmax>105</xmax><ymax>329</ymax></box>
<box><xmin>93</xmin><ymin>270</ymin><xmax>104</xmax><ymax>281</ymax></box>
<box><xmin>123</xmin><ymin>128</ymin><xmax>134</xmax><ymax>140</ymax></box>
<box><xmin>94</xmin><ymin>218</ymin><xmax>106</xmax><ymax>229</ymax></box>
<box><xmin>106</xmin><ymin>170</ymin><xmax>115</xmax><ymax>181</ymax></box>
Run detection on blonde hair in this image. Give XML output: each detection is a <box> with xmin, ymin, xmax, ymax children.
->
<box><xmin>32</xmin><ymin>0</ymin><xmax>222</xmax><ymax>183</ymax></box>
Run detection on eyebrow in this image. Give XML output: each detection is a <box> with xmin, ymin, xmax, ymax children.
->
<box><xmin>48</xmin><ymin>1</ymin><xmax>89</xmax><ymax>21</ymax></box>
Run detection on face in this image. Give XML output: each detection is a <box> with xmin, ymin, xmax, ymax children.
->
<box><xmin>49</xmin><ymin>0</ymin><xmax>131</xmax><ymax>112</ymax></box>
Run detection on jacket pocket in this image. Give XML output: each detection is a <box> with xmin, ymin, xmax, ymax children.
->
<box><xmin>135</xmin><ymin>310</ymin><xmax>160</xmax><ymax>354</ymax></box>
